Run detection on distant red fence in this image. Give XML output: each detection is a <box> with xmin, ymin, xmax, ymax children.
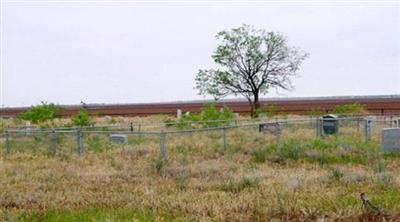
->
<box><xmin>1</xmin><ymin>96</ymin><xmax>400</xmax><ymax>118</ymax></box>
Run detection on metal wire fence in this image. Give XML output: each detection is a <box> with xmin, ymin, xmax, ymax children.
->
<box><xmin>2</xmin><ymin>115</ymin><xmax>399</xmax><ymax>160</ymax></box>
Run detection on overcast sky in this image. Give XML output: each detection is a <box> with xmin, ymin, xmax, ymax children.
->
<box><xmin>1</xmin><ymin>1</ymin><xmax>400</xmax><ymax>107</ymax></box>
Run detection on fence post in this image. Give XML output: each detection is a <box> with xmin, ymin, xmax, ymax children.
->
<box><xmin>50</xmin><ymin>129</ymin><xmax>57</xmax><ymax>155</ymax></box>
<box><xmin>4</xmin><ymin>130</ymin><xmax>10</xmax><ymax>155</ymax></box>
<box><xmin>223</xmin><ymin>127</ymin><xmax>227</xmax><ymax>150</ymax></box>
<box><xmin>77</xmin><ymin>129</ymin><xmax>83</xmax><ymax>156</ymax></box>
<box><xmin>390</xmin><ymin>116</ymin><xmax>393</xmax><ymax>128</ymax></box>
<box><xmin>275</xmin><ymin>122</ymin><xmax>282</xmax><ymax>155</ymax></box>
<box><xmin>310</xmin><ymin>116</ymin><xmax>313</xmax><ymax>128</ymax></box>
<box><xmin>364</xmin><ymin>119</ymin><xmax>371</xmax><ymax>143</ymax></box>
<box><xmin>130</xmin><ymin>122</ymin><xmax>133</xmax><ymax>132</ymax></box>
<box><xmin>159</xmin><ymin>130</ymin><xmax>167</xmax><ymax>160</ymax></box>
<box><xmin>316</xmin><ymin>118</ymin><xmax>321</xmax><ymax>137</ymax></box>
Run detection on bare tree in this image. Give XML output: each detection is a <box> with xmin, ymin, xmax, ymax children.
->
<box><xmin>195</xmin><ymin>24</ymin><xmax>309</xmax><ymax>117</ymax></box>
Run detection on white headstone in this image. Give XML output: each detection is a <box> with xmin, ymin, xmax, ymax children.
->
<box><xmin>382</xmin><ymin>128</ymin><xmax>400</xmax><ymax>152</ymax></box>
<box><xmin>25</xmin><ymin>121</ymin><xmax>31</xmax><ymax>135</ymax></box>
<box><xmin>177</xmin><ymin>109</ymin><xmax>182</xmax><ymax>119</ymax></box>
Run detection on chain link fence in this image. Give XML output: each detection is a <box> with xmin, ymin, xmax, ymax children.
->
<box><xmin>2</xmin><ymin>115</ymin><xmax>400</xmax><ymax>161</ymax></box>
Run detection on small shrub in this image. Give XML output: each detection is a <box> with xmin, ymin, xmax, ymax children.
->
<box><xmin>71</xmin><ymin>109</ymin><xmax>93</xmax><ymax>127</ymax></box>
<box><xmin>19</xmin><ymin>101</ymin><xmax>61</xmax><ymax>124</ymax></box>
<box><xmin>280</xmin><ymin>139</ymin><xmax>305</xmax><ymax>160</ymax></box>
<box><xmin>86</xmin><ymin>135</ymin><xmax>105</xmax><ymax>152</ymax></box>
<box><xmin>252</xmin><ymin>146</ymin><xmax>272</xmax><ymax>163</ymax></box>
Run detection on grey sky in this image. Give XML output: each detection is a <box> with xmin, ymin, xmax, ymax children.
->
<box><xmin>1</xmin><ymin>1</ymin><xmax>400</xmax><ymax>107</ymax></box>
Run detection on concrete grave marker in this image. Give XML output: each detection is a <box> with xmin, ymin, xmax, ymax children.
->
<box><xmin>110</xmin><ymin>134</ymin><xmax>128</xmax><ymax>144</ymax></box>
<box><xmin>259</xmin><ymin>122</ymin><xmax>281</xmax><ymax>134</ymax></box>
<box><xmin>364</xmin><ymin>117</ymin><xmax>375</xmax><ymax>141</ymax></box>
<box><xmin>382</xmin><ymin>128</ymin><xmax>400</xmax><ymax>152</ymax></box>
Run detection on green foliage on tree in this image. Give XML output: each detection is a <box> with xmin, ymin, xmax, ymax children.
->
<box><xmin>195</xmin><ymin>24</ymin><xmax>308</xmax><ymax>117</ymax></box>
<box><xmin>71</xmin><ymin>109</ymin><xmax>93</xmax><ymax>127</ymax></box>
<box><xmin>333</xmin><ymin>103</ymin><xmax>365</xmax><ymax>115</ymax></box>
<box><xmin>165</xmin><ymin>103</ymin><xmax>234</xmax><ymax>129</ymax></box>
<box><xmin>19</xmin><ymin>102</ymin><xmax>61</xmax><ymax>124</ymax></box>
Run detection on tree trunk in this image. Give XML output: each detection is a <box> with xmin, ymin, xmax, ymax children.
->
<box><xmin>246</xmin><ymin>98</ymin><xmax>255</xmax><ymax>118</ymax></box>
<box><xmin>249</xmin><ymin>91</ymin><xmax>261</xmax><ymax>118</ymax></box>
<box><xmin>254</xmin><ymin>92</ymin><xmax>261</xmax><ymax>115</ymax></box>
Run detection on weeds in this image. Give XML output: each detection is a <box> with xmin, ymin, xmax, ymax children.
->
<box><xmin>2</xmin><ymin>117</ymin><xmax>400</xmax><ymax>221</ymax></box>
<box><xmin>219</xmin><ymin>176</ymin><xmax>260</xmax><ymax>193</ymax></box>
<box><xmin>151</xmin><ymin>158</ymin><xmax>167</xmax><ymax>174</ymax></box>
<box><xmin>252</xmin><ymin>145</ymin><xmax>274</xmax><ymax>163</ymax></box>
<box><xmin>329</xmin><ymin>168</ymin><xmax>345</xmax><ymax>181</ymax></box>
<box><xmin>86</xmin><ymin>135</ymin><xmax>105</xmax><ymax>152</ymax></box>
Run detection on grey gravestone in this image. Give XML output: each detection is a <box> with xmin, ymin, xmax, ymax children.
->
<box><xmin>110</xmin><ymin>134</ymin><xmax>128</xmax><ymax>144</ymax></box>
<box><xmin>259</xmin><ymin>122</ymin><xmax>281</xmax><ymax>134</ymax></box>
<box><xmin>382</xmin><ymin>128</ymin><xmax>400</xmax><ymax>152</ymax></box>
<box><xmin>322</xmin><ymin>114</ymin><xmax>338</xmax><ymax>135</ymax></box>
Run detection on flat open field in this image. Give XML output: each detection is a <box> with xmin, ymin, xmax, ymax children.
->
<box><xmin>1</xmin><ymin>117</ymin><xmax>400</xmax><ymax>221</ymax></box>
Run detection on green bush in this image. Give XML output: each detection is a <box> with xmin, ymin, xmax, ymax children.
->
<box><xmin>86</xmin><ymin>135</ymin><xmax>105</xmax><ymax>152</ymax></box>
<box><xmin>252</xmin><ymin>145</ymin><xmax>274</xmax><ymax>163</ymax></box>
<box><xmin>165</xmin><ymin>103</ymin><xmax>234</xmax><ymax>129</ymax></box>
<box><xmin>19</xmin><ymin>102</ymin><xmax>61</xmax><ymax>124</ymax></box>
<box><xmin>71</xmin><ymin>109</ymin><xmax>93</xmax><ymax>127</ymax></box>
<box><xmin>201</xmin><ymin>104</ymin><xmax>234</xmax><ymax>127</ymax></box>
<box><xmin>333</xmin><ymin>103</ymin><xmax>365</xmax><ymax>115</ymax></box>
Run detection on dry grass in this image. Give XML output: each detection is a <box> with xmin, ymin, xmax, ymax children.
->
<box><xmin>1</xmin><ymin>118</ymin><xmax>400</xmax><ymax>221</ymax></box>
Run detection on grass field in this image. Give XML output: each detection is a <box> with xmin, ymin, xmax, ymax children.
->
<box><xmin>1</xmin><ymin>117</ymin><xmax>400</xmax><ymax>221</ymax></box>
